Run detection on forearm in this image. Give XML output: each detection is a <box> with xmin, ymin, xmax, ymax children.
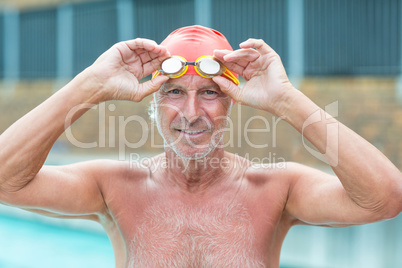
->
<box><xmin>0</xmin><ymin>70</ymin><xmax>101</xmax><ymax>192</ymax></box>
<box><xmin>279</xmin><ymin>87</ymin><xmax>402</xmax><ymax>216</ymax></box>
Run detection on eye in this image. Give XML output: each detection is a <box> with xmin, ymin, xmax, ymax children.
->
<box><xmin>205</xmin><ymin>90</ymin><xmax>216</xmax><ymax>95</ymax></box>
<box><xmin>203</xmin><ymin>89</ymin><xmax>218</xmax><ymax>99</ymax></box>
<box><xmin>166</xmin><ymin>88</ymin><xmax>183</xmax><ymax>99</ymax></box>
<box><xmin>170</xmin><ymin>89</ymin><xmax>181</xmax><ymax>94</ymax></box>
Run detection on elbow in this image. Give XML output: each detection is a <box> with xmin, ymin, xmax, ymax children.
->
<box><xmin>388</xmin><ymin>197</ymin><xmax>402</xmax><ymax>220</ymax></box>
<box><xmin>362</xmin><ymin>171</ymin><xmax>402</xmax><ymax>222</ymax></box>
<box><xmin>380</xmin><ymin>172</ymin><xmax>402</xmax><ymax>220</ymax></box>
<box><xmin>381</xmin><ymin>201</ymin><xmax>402</xmax><ymax>221</ymax></box>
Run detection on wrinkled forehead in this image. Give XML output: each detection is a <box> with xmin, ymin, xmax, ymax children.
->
<box><xmin>160</xmin><ymin>75</ymin><xmax>221</xmax><ymax>92</ymax></box>
<box><xmin>161</xmin><ymin>81</ymin><xmax>221</xmax><ymax>93</ymax></box>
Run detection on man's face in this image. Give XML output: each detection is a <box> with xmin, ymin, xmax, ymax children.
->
<box><xmin>154</xmin><ymin>75</ymin><xmax>232</xmax><ymax>160</ymax></box>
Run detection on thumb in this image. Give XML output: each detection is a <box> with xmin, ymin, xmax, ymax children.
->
<box><xmin>213</xmin><ymin>76</ymin><xmax>241</xmax><ymax>101</ymax></box>
<box><xmin>137</xmin><ymin>75</ymin><xmax>169</xmax><ymax>101</ymax></box>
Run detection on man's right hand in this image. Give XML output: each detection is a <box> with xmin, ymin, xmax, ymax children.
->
<box><xmin>0</xmin><ymin>38</ymin><xmax>171</xmax><ymax>216</ymax></box>
<box><xmin>85</xmin><ymin>38</ymin><xmax>170</xmax><ymax>103</ymax></box>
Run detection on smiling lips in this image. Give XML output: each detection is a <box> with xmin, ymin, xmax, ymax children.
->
<box><xmin>177</xmin><ymin>129</ymin><xmax>208</xmax><ymax>136</ymax></box>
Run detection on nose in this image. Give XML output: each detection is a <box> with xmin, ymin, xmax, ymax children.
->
<box><xmin>182</xmin><ymin>93</ymin><xmax>203</xmax><ymax>124</ymax></box>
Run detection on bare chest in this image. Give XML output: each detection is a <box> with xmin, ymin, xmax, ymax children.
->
<box><xmin>127</xmin><ymin>201</ymin><xmax>266</xmax><ymax>268</ymax></box>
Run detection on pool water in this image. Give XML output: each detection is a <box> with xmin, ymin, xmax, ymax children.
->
<box><xmin>1</xmin><ymin>205</ymin><xmax>401</xmax><ymax>268</ymax></box>
<box><xmin>0</xmin><ymin>210</ymin><xmax>114</xmax><ymax>268</ymax></box>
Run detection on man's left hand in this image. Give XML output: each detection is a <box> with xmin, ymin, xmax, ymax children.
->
<box><xmin>213</xmin><ymin>38</ymin><xmax>294</xmax><ymax>117</ymax></box>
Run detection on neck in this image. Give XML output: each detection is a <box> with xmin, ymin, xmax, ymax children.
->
<box><xmin>164</xmin><ymin>148</ymin><xmax>231</xmax><ymax>193</ymax></box>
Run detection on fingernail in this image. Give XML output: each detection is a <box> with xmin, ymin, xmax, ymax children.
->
<box><xmin>240</xmin><ymin>41</ymin><xmax>250</xmax><ymax>47</ymax></box>
<box><xmin>223</xmin><ymin>55</ymin><xmax>232</xmax><ymax>61</ymax></box>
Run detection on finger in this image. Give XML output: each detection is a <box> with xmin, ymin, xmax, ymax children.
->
<box><xmin>137</xmin><ymin>45</ymin><xmax>170</xmax><ymax>65</ymax></box>
<box><xmin>223</xmin><ymin>61</ymin><xmax>250</xmax><ymax>78</ymax></box>
<box><xmin>215</xmin><ymin>60</ymin><xmax>243</xmax><ymax>77</ymax></box>
<box><xmin>142</xmin><ymin>55</ymin><xmax>170</xmax><ymax>76</ymax></box>
<box><xmin>214</xmin><ymin>50</ymin><xmax>250</xmax><ymax>76</ymax></box>
<box><xmin>224</xmin><ymin>55</ymin><xmax>258</xmax><ymax>71</ymax></box>
<box><xmin>223</xmin><ymin>48</ymin><xmax>260</xmax><ymax>64</ymax></box>
<box><xmin>150</xmin><ymin>44</ymin><xmax>170</xmax><ymax>57</ymax></box>
<box><xmin>125</xmin><ymin>38</ymin><xmax>169</xmax><ymax>57</ymax></box>
<box><xmin>239</xmin><ymin>38</ymin><xmax>274</xmax><ymax>55</ymax></box>
<box><xmin>130</xmin><ymin>48</ymin><xmax>162</xmax><ymax>60</ymax></box>
<box><xmin>223</xmin><ymin>48</ymin><xmax>260</xmax><ymax>61</ymax></box>
<box><xmin>112</xmin><ymin>40</ymin><xmax>169</xmax><ymax>72</ymax></box>
<box><xmin>215</xmin><ymin>49</ymin><xmax>259</xmax><ymax>69</ymax></box>
<box><xmin>130</xmin><ymin>41</ymin><xmax>169</xmax><ymax>76</ymax></box>
<box><xmin>136</xmin><ymin>75</ymin><xmax>169</xmax><ymax>102</ymax></box>
<box><xmin>124</xmin><ymin>38</ymin><xmax>156</xmax><ymax>50</ymax></box>
<box><xmin>212</xmin><ymin>76</ymin><xmax>242</xmax><ymax>102</ymax></box>
<box><xmin>213</xmin><ymin>49</ymin><xmax>233</xmax><ymax>61</ymax></box>
<box><xmin>138</xmin><ymin>51</ymin><xmax>154</xmax><ymax>64</ymax></box>
<box><xmin>218</xmin><ymin>58</ymin><xmax>258</xmax><ymax>80</ymax></box>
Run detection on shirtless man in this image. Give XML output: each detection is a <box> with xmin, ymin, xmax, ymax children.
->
<box><xmin>0</xmin><ymin>25</ymin><xmax>401</xmax><ymax>267</ymax></box>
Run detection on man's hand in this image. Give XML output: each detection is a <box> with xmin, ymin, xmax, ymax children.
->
<box><xmin>213</xmin><ymin>38</ymin><xmax>294</xmax><ymax>116</ymax></box>
<box><xmin>214</xmin><ymin>40</ymin><xmax>402</xmax><ymax>226</ymax></box>
<box><xmin>86</xmin><ymin>38</ymin><xmax>170</xmax><ymax>103</ymax></box>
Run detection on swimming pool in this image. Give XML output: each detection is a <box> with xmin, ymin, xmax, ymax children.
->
<box><xmin>0</xmin><ymin>206</ymin><xmax>114</xmax><ymax>268</ymax></box>
<box><xmin>1</xmin><ymin>153</ymin><xmax>401</xmax><ymax>268</ymax></box>
<box><xmin>1</xmin><ymin>205</ymin><xmax>402</xmax><ymax>268</ymax></box>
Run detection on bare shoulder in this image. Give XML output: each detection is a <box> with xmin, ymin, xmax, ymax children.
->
<box><xmin>81</xmin><ymin>156</ymin><xmax>156</xmax><ymax>185</ymax></box>
<box><xmin>52</xmin><ymin>158</ymin><xmax>146</xmax><ymax>180</ymax></box>
<box><xmin>242</xmin><ymin>160</ymin><xmax>296</xmax><ymax>186</ymax></box>
<box><xmin>236</xmin><ymin>160</ymin><xmax>311</xmax><ymax>224</ymax></box>
<box><xmin>243</xmin><ymin>161</ymin><xmax>334</xmax><ymax>184</ymax></box>
<box><xmin>75</xmin><ymin>157</ymin><xmax>156</xmax><ymax>210</ymax></box>
<box><xmin>47</xmin><ymin>157</ymin><xmax>155</xmax><ymax>197</ymax></box>
<box><xmin>240</xmin><ymin>160</ymin><xmax>338</xmax><ymax>205</ymax></box>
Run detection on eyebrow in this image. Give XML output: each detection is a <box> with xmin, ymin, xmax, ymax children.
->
<box><xmin>199</xmin><ymin>84</ymin><xmax>221</xmax><ymax>91</ymax></box>
<box><xmin>162</xmin><ymin>83</ymin><xmax>221</xmax><ymax>91</ymax></box>
<box><xmin>162</xmin><ymin>83</ymin><xmax>185</xmax><ymax>91</ymax></box>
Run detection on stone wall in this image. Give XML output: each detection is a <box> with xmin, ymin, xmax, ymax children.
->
<box><xmin>0</xmin><ymin>77</ymin><xmax>400</xmax><ymax>169</ymax></box>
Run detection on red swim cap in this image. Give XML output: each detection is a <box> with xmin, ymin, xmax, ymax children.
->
<box><xmin>156</xmin><ymin>25</ymin><xmax>239</xmax><ymax>82</ymax></box>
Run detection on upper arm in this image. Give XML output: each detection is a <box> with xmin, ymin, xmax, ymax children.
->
<box><xmin>0</xmin><ymin>159</ymin><xmax>125</xmax><ymax>220</ymax></box>
<box><xmin>284</xmin><ymin>162</ymin><xmax>381</xmax><ymax>227</ymax></box>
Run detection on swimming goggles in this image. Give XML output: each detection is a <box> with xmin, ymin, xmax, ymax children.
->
<box><xmin>153</xmin><ymin>55</ymin><xmax>240</xmax><ymax>85</ymax></box>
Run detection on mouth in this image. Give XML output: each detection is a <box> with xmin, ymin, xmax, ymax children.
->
<box><xmin>176</xmin><ymin>129</ymin><xmax>208</xmax><ymax>137</ymax></box>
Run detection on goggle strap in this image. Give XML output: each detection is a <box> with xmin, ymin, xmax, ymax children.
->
<box><xmin>222</xmin><ymin>70</ymin><xmax>240</xmax><ymax>85</ymax></box>
<box><xmin>153</xmin><ymin>69</ymin><xmax>239</xmax><ymax>85</ymax></box>
<box><xmin>152</xmin><ymin>71</ymin><xmax>160</xmax><ymax>79</ymax></box>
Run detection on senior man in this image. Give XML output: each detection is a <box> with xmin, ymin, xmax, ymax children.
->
<box><xmin>0</xmin><ymin>25</ymin><xmax>401</xmax><ymax>267</ymax></box>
